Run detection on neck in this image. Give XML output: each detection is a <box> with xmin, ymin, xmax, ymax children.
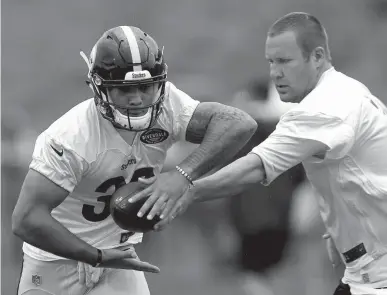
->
<box><xmin>316</xmin><ymin>61</ymin><xmax>332</xmax><ymax>83</ymax></box>
<box><xmin>298</xmin><ymin>62</ymin><xmax>332</xmax><ymax>103</ymax></box>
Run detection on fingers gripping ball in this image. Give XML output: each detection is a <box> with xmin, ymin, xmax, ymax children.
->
<box><xmin>110</xmin><ymin>182</ymin><xmax>160</xmax><ymax>232</ymax></box>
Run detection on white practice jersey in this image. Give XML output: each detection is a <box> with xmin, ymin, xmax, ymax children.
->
<box><xmin>252</xmin><ymin>67</ymin><xmax>387</xmax><ymax>272</ymax></box>
<box><xmin>24</xmin><ymin>82</ymin><xmax>199</xmax><ymax>261</ymax></box>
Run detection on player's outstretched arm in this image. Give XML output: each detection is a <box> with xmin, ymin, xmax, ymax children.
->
<box><xmin>154</xmin><ymin>153</ymin><xmax>265</xmax><ymax>230</ymax></box>
<box><xmin>193</xmin><ymin>153</ymin><xmax>265</xmax><ymax>201</ymax></box>
<box><xmin>12</xmin><ymin>169</ymin><xmax>160</xmax><ymax>272</ymax></box>
<box><xmin>179</xmin><ymin>102</ymin><xmax>258</xmax><ymax>179</ymax></box>
<box><xmin>12</xmin><ymin>169</ymin><xmax>99</xmax><ymax>265</ymax></box>
<box><xmin>130</xmin><ymin>102</ymin><xmax>257</xmax><ymax>220</ymax></box>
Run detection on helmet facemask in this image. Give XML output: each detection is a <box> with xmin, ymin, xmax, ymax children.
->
<box><xmin>80</xmin><ymin>26</ymin><xmax>168</xmax><ymax>132</ymax></box>
<box><xmin>90</xmin><ymin>70</ymin><xmax>166</xmax><ymax>131</ymax></box>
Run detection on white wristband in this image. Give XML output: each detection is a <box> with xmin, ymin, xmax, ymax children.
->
<box><xmin>175</xmin><ymin>166</ymin><xmax>195</xmax><ymax>186</ymax></box>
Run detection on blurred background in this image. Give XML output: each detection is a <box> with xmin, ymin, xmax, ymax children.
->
<box><xmin>3</xmin><ymin>0</ymin><xmax>387</xmax><ymax>294</ymax></box>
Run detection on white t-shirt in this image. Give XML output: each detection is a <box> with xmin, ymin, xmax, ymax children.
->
<box><xmin>252</xmin><ymin>67</ymin><xmax>387</xmax><ymax>275</ymax></box>
<box><xmin>24</xmin><ymin>81</ymin><xmax>200</xmax><ymax>261</ymax></box>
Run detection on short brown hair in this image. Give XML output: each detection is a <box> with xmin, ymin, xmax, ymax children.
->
<box><xmin>268</xmin><ymin>12</ymin><xmax>331</xmax><ymax>61</ymax></box>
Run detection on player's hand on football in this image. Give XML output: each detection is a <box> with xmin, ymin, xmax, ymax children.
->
<box><xmin>128</xmin><ymin>170</ymin><xmax>190</xmax><ymax>222</ymax></box>
<box><xmin>98</xmin><ymin>247</ymin><xmax>160</xmax><ymax>273</ymax></box>
<box><xmin>153</xmin><ymin>186</ymin><xmax>196</xmax><ymax>231</ymax></box>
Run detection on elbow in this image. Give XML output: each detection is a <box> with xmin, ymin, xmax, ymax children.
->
<box><xmin>246</xmin><ymin>114</ymin><xmax>258</xmax><ymax>134</ymax></box>
<box><xmin>237</xmin><ymin>111</ymin><xmax>258</xmax><ymax>139</ymax></box>
<box><xmin>12</xmin><ymin>211</ymin><xmax>25</xmax><ymax>238</ymax></box>
<box><xmin>12</xmin><ymin>209</ymin><xmax>37</xmax><ymax>240</ymax></box>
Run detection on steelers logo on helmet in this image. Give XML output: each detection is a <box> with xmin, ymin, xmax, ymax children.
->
<box><xmin>82</xmin><ymin>25</ymin><xmax>168</xmax><ymax>131</ymax></box>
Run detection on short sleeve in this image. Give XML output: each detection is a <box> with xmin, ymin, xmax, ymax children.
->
<box><xmin>168</xmin><ymin>84</ymin><xmax>200</xmax><ymax>140</ymax></box>
<box><xmin>251</xmin><ymin>111</ymin><xmax>355</xmax><ymax>185</ymax></box>
<box><xmin>29</xmin><ymin>133</ymin><xmax>88</xmax><ymax>192</ymax></box>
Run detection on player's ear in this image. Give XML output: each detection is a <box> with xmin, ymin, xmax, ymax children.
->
<box><xmin>312</xmin><ymin>46</ymin><xmax>325</xmax><ymax>66</ymax></box>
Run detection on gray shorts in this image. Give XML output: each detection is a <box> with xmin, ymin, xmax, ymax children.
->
<box><xmin>17</xmin><ymin>253</ymin><xmax>150</xmax><ymax>295</ymax></box>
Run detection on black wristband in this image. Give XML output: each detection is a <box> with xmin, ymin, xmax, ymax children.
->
<box><xmin>92</xmin><ymin>248</ymin><xmax>102</xmax><ymax>267</ymax></box>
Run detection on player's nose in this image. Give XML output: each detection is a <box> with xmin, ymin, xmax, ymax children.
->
<box><xmin>123</xmin><ymin>91</ymin><xmax>143</xmax><ymax>106</ymax></box>
<box><xmin>270</xmin><ymin>64</ymin><xmax>284</xmax><ymax>80</ymax></box>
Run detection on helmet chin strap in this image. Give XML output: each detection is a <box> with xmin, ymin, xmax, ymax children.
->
<box><xmin>106</xmin><ymin>94</ymin><xmax>153</xmax><ymax>130</ymax></box>
<box><xmin>114</xmin><ymin>108</ymin><xmax>152</xmax><ymax>130</ymax></box>
<box><xmin>108</xmin><ymin>86</ymin><xmax>163</xmax><ymax>131</ymax></box>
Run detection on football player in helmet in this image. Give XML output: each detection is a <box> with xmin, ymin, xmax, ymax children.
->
<box><xmin>12</xmin><ymin>25</ymin><xmax>257</xmax><ymax>295</ymax></box>
<box><xmin>81</xmin><ymin>25</ymin><xmax>168</xmax><ymax>132</ymax></box>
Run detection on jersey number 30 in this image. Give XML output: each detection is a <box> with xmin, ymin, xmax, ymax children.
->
<box><xmin>82</xmin><ymin>167</ymin><xmax>154</xmax><ymax>222</ymax></box>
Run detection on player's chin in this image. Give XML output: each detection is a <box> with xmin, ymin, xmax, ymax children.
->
<box><xmin>278</xmin><ymin>93</ymin><xmax>296</xmax><ymax>103</ymax></box>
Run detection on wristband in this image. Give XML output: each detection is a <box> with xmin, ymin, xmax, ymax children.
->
<box><xmin>93</xmin><ymin>248</ymin><xmax>102</xmax><ymax>267</ymax></box>
<box><xmin>175</xmin><ymin>166</ymin><xmax>195</xmax><ymax>186</ymax></box>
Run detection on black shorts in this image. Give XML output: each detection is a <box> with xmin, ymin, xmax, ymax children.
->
<box><xmin>333</xmin><ymin>282</ymin><xmax>351</xmax><ymax>295</ymax></box>
<box><xmin>239</xmin><ymin>228</ymin><xmax>289</xmax><ymax>273</ymax></box>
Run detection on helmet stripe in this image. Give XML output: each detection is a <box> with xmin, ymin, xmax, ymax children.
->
<box><xmin>120</xmin><ymin>26</ymin><xmax>142</xmax><ymax>72</ymax></box>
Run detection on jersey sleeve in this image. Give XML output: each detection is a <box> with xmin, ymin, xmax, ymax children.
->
<box><xmin>29</xmin><ymin>133</ymin><xmax>88</xmax><ymax>192</ymax></box>
<box><xmin>169</xmin><ymin>84</ymin><xmax>200</xmax><ymax>140</ymax></box>
<box><xmin>251</xmin><ymin>110</ymin><xmax>355</xmax><ymax>185</ymax></box>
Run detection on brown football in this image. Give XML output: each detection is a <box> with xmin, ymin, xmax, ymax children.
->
<box><xmin>110</xmin><ymin>182</ymin><xmax>160</xmax><ymax>232</ymax></box>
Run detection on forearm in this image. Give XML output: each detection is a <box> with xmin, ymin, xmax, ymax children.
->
<box><xmin>179</xmin><ymin>106</ymin><xmax>257</xmax><ymax>179</ymax></box>
<box><xmin>193</xmin><ymin>153</ymin><xmax>265</xmax><ymax>201</ymax></box>
<box><xmin>14</xmin><ymin>207</ymin><xmax>98</xmax><ymax>265</ymax></box>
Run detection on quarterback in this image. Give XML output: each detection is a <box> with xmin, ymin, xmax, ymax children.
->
<box><xmin>12</xmin><ymin>25</ymin><xmax>257</xmax><ymax>295</ymax></box>
<box><xmin>152</xmin><ymin>13</ymin><xmax>387</xmax><ymax>295</ymax></box>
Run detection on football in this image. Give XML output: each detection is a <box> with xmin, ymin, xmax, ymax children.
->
<box><xmin>110</xmin><ymin>181</ymin><xmax>160</xmax><ymax>232</ymax></box>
